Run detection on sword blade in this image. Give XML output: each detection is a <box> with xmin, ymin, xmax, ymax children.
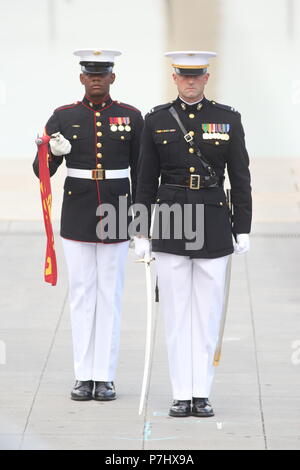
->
<box><xmin>138</xmin><ymin>261</ymin><xmax>153</xmax><ymax>415</ymax></box>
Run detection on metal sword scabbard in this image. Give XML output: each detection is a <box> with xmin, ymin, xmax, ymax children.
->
<box><xmin>213</xmin><ymin>254</ymin><xmax>232</xmax><ymax>366</ymax></box>
<box><xmin>226</xmin><ymin>188</ymin><xmax>235</xmax><ymax>230</ymax></box>
<box><xmin>213</xmin><ymin>188</ymin><xmax>233</xmax><ymax>367</ymax></box>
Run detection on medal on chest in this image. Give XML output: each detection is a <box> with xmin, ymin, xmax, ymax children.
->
<box><xmin>109</xmin><ymin>117</ymin><xmax>131</xmax><ymax>132</ymax></box>
<box><xmin>202</xmin><ymin>123</ymin><xmax>230</xmax><ymax>141</ymax></box>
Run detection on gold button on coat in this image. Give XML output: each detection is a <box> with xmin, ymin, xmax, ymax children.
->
<box><xmin>97</xmin><ymin>163</ymin><xmax>102</xmax><ymax>169</ymax></box>
<box><xmin>189</xmin><ymin>167</ymin><xmax>195</xmax><ymax>173</ymax></box>
<box><xmin>189</xmin><ymin>113</ymin><xmax>195</xmax><ymax>119</ymax></box>
<box><xmin>189</xmin><ymin>148</ymin><xmax>194</xmax><ymax>154</ymax></box>
<box><xmin>189</xmin><ymin>131</ymin><xmax>195</xmax><ymax>136</ymax></box>
<box><xmin>163</xmin><ymin>140</ymin><xmax>168</xmax><ymax>144</ymax></box>
<box><xmin>215</xmin><ymin>141</ymin><xmax>220</xmax><ymax>146</ymax></box>
<box><xmin>73</xmin><ymin>135</ymin><xmax>77</xmax><ymax>139</ymax></box>
<box><xmin>95</xmin><ymin>112</ymin><xmax>101</xmax><ymax>117</ymax></box>
<box><xmin>97</xmin><ymin>132</ymin><xmax>102</xmax><ymax>137</ymax></box>
<box><xmin>97</xmin><ymin>153</ymin><xmax>102</xmax><ymax>158</ymax></box>
<box><xmin>121</xmin><ymin>136</ymin><xmax>125</xmax><ymax>140</ymax></box>
<box><xmin>96</xmin><ymin>122</ymin><xmax>101</xmax><ymax>127</ymax></box>
<box><xmin>97</xmin><ymin>143</ymin><xmax>102</xmax><ymax>148</ymax></box>
<box><xmin>68</xmin><ymin>191</ymin><xmax>72</xmax><ymax>195</ymax></box>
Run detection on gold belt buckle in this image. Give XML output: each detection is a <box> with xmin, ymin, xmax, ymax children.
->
<box><xmin>92</xmin><ymin>169</ymin><xmax>105</xmax><ymax>180</ymax></box>
<box><xmin>189</xmin><ymin>174</ymin><xmax>201</xmax><ymax>190</ymax></box>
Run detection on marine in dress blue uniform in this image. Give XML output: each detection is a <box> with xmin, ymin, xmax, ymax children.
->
<box><xmin>33</xmin><ymin>49</ymin><xmax>143</xmax><ymax>401</ymax></box>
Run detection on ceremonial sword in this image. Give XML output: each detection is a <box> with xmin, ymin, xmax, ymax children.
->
<box><xmin>135</xmin><ymin>254</ymin><xmax>156</xmax><ymax>415</ymax></box>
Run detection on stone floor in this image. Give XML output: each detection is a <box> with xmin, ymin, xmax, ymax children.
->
<box><xmin>0</xmin><ymin>158</ymin><xmax>299</xmax><ymax>450</ymax></box>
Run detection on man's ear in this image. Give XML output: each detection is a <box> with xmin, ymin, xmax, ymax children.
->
<box><xmin>80</xmin><ymin>73</ymin><xmax>86</xmax><ymax>85</ymax></box>
<box><xmin>172</xmin><ymin>73</ymin><xmax>178</xmax><ymax>85</ymax></box>
<box><xmin>110</xmin><ymin>73</ymin><xmax>116</xmax><ymax>85</ymax></box>
<box><xmin>204</xmin><ymin>73</ymin><xmax>210</xmax><ymax>84</ymax></box>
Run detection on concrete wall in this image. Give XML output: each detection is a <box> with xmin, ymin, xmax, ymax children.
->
<box><xmin>0</xmin><ymin>0</ymin><xmax>167</xmax><ymax>159</ymax></box>
<box><xmin>217</xmin><ymin>0</ymin><xmax>300</xmax><ymax>158</ymax></box>
<box><xmin>1</xmin><ymin>0</ymin><xmax>299</xmax><ymax>160</ymax></box>
<box><xmin>165</xmin><ymin>0</ymin><xmax>300</xmax><ymax>158</ymax></box>
<box><xmin>218</xmin><ymin>0</ymin><xmax>300</xmax><ymax>157</ymax></box>
<box><xmin>164</xmin><ymin>0</ymin><xmax>222</xmax><ymax>100</ymax></box>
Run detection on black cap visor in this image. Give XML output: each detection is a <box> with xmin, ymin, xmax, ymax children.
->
<box><xmin>174</xmin><ymin>67</ymin><xmax>207</xmax><ymax>76</ymax></box>
<box><xmin>80</xmin><ymin>61</ymin><xmax>114</xmax><ymax>74</ymax></box>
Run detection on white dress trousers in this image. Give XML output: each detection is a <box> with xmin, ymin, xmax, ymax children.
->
<box><xmin>61</xmin><ymin>237</ymin><xmax>130</xmax><ymax>381</ymax></box>
<box><xmin>154</xmin><ymin>252</ymin><xmax>229</xmax><ymax>400</ymax></box>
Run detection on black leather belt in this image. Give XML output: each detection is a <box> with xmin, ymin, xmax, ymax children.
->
<box><xmin>161</xmin><ymin>174</ymin><xmax>224</xmax><ymax>190</ymax></box>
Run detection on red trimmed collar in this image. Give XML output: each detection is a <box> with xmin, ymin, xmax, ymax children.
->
<box><xmin>83</xmin><ymin>95</ymin><xmax>112</xmax><ymax>111</ymax></box>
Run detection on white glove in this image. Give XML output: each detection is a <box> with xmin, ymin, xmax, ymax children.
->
<box><xmin>49</xmin><ymin>132</ymin><xmax>72</xmax><ymax>156</ymax></box>
<box><xmin>134</xmin><ymin>236</ymin><xmax>151</xmax><ymax>261</ymax></box>
<box><xmin>233</xmin><ymin>233</ymin><xmax>250</xmax><ymax>254</ymax></box>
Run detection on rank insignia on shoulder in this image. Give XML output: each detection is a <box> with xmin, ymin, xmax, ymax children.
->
<box><xmin>201</xmin><ymin>123</ymin><xmax>231</xmax><ymax>140</ymax></box>
<box><xmin>109</xmin><ymin>117</ymin><xmax>131</xmax><ymax>132</ymax></box>
<box><xmin>147</xmin><ymin>102</ymin><xmax>173</xmax><ymax>116</ymax></box>
<box><xmin>210</xmin><ymin>100</ymin><xmax>239</xmax><ymax>114</ymax></box>
<box><xmin>155</xmin><ymin>129</ymin><xmax>177</xmax><ymax>134</ymax></box>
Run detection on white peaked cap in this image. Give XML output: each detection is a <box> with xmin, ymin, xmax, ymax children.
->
<box><xmin>165</xmin><ymin>51</ymin><xmax>217</xmax><ymax>70</ymax></box>
<box><xmin>73</xmin><ymin>49</ymin><xmax>122</xmax><ymax>63</ymax></box>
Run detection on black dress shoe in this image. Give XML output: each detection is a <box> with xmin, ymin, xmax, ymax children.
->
<box><xmin>169</xmin><ymin>400</ymin><xmax>191</xmax><ymax>417</ymax></box>
<box><xmin>192</xmin><ymin>397</ymin><xmax>214</xmax><ymax>417</ymax></box>
<box><xmin>94</xmin><ymin>381</ymin><xmax>116</xmax><ymax>401</ymax></box>
<box><xmin>71</xmin><ymin>380</ymin><xmax>94</xmax><ymax>401</ymax></box>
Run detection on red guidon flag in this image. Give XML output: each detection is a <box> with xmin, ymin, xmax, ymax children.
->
<box><xmin>37</xmin><ymin>134</ymin><xmax>57</xmax><ymax>286</ymax></box>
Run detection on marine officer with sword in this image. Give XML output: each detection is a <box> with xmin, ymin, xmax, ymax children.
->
<box><xmin>135</xmin><ymin>51</ymin><xmax>252</xmax><ymax>417</ymax></box>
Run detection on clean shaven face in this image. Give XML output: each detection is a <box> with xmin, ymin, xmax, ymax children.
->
<box><xmin>80</xmin><ymin>72</ymin><xmax>116</xmax><ymax>99</ymax></box>
<box><xmin>173</xmin><ymin>72</ymin><xmax>210</xmax><ymax>103</ymax></box>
